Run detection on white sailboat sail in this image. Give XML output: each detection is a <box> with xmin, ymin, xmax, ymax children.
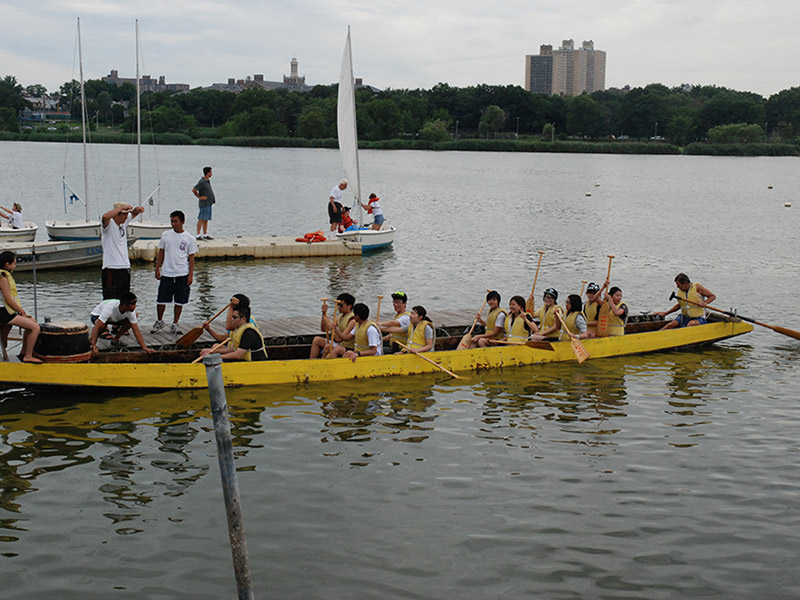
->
<box><xmin>335</xmin><ymin>27</ymin><xmax>396</xmax><ymax>251</ymax></box>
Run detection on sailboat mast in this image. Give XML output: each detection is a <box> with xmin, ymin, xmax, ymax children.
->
<box><xmin>136</xmin><ymin>19</ymin><xmax>143</xmax><ymax>217</ymax></box>
<box><xmin>77</xmin><ymin>17</ymin><xmax>90</xmax><ymax>223</ymax></box>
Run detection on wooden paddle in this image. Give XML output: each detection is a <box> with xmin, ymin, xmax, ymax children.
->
<box><xmin>668</xmin><ymin>293</ymin><xmax>800</xmax><ymax>341</ymax></box>
<box><xmin>525</xmin><ymin>250</ymin><xmax>546</xmax><ymax>313</ymax></box>
<box><xmin>376</xmin><ymin>295</ymin><xmax>383</xmax><ymax>322</ymax></box>
<box><xmin>177</xmin><ymin>302</ymin><xmax>232</xmax><ymax>349</ymax></box>
<box><xmin>191</xmin><ymin>337</ymin><xmax>230</xmax><ymax>363</ymax></box>
<box><xmin>580</xmin><ymin>280</ymin><xmax>588</xmax><ymax>296</ymax></box>
<box><xmin>320</xmin><ymin>298</ymin><xmax>331</xmax><ymax>345</ymax></box>
<box><xmin>396</xmin><ymin>340</ymin><xmax>462</xmax><ymax>379</ymax></box>
<box><xmin>494</xmin><ymin>339</ymin><xmax>556</xmax><ymax>351</ymax></box>
<box><xmin>457</xmin><ymin>289</ymin><xmax>492</xmax><ymax>350</ymax></box>
<box><xmin>596</xmin><ymin>255</ymin><xmax>615</xmax><ymax>337</ymax></box>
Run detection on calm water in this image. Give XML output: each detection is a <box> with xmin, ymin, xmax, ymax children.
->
<box><xmin>1</xmin><ymin>142</ymin><xmax>800</xmax><ymax>598</ymax></box>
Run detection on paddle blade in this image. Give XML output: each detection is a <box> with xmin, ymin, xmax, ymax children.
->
<box><xmin>525</xmin><ymin>298</ymin><xmax>535</xmax><ymax>314</ymax></box>
<box><xmin>570</xmin><ymin>338</ymin><xmax>590</xmax><ymax>363</ymax></box>
<box><xmin>176</xmin><ymin>326</ymin><xmax>204</xmax><ymax>349</ymax></box>
<box><xmin>524</xmin><ymin>340</ymin><xmax>555</xmax><ymax>351</ymax></box>
<box><xmin>769</xmin><ymin>324</ymin><xmax>800</xmax><ymax>341</ymax></box>
<box><xmin>456</xmin><ymin>334</ymin><xmax>471</xmax><ymax>351</ymax></box>
<box><xmin>596</xmin><ymin>303</ymin><xmax>611</xmax><ymax>337</ymax></box>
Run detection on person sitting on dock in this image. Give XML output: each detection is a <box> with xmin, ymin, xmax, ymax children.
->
<box><xmin>583</xmin><ymin>281</ymin><xmax>607</xmax><ymax>338</ymax></box>
<box><xmin>152</xmin><ymin>210</ymin><xmax>197</xmax><ymax>335</ymax></box>
<box><xmin>559</xmin><ymin>294</ymin><xmax>590</xmax><ymax>340</ymax></box>
<box><xmin>328</xmin><ymin>179</ymin><xmax>347</xmax><ymax>233</ymax></box>
<box><xmin>384</xmin><ymin>305</ymin><xmax>435</xmax><ymax>352</ymax></box>
<box><xmin>360</xmin><ymin>193</ymin><xmax>384</xmax><ymax>230</ymax></box>
<box><xmin>469</xmin><ymin>290</ymin><xmax>506</xmax><ymax>348</ymax></box>
<box><xmin>0</xmin><ymin>203</ymin><xmax>24</xmax><ymax>229</ymax></box>
<box><xmin>310</xmin><ymin>293</ymin><xmax>356</xmax><ymax>358</ymax></box>
<box><xmin>530</xmin><ymin>288</ymin><xmax>562</xmax><ymax>341</ymax></box>
<box><xmin>378</xmin><ymin>291</ymin><xmax>411</xmax><ymax>354</ymax></box>
<box><xmin>656</xmin><ymin>273</ymin><xmax>716</xmax><ymax>329</ymax></box>
<box><xmin>201</xmin><ymin>304</ymin><xmax>267</xmax><ymax>361</ymax></box>
<box><xmin>89</xmin><ymin>292</ymin><xmax>153</xmax><ymax>355</ymax></box>
<box><xmin>0</xmin><ymin>250</ymin><xmax>41</xmax><ymax>363</ymax></box>
<box><xmin>339</xmin><ymin>303</ymin><xmax>382</xmax><ymax>362</ymax></box>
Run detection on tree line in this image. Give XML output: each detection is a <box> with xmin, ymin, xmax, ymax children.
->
<box><xmin>3</xmin><ymin>73</ymin><xmax>800</xmax><ymax>145</ymax></box>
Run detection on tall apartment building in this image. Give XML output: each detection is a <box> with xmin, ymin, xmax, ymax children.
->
<box><xmin>524</xmin><ymin>40</ymin><xmax>606</xmax><ymax>96</ymax></box>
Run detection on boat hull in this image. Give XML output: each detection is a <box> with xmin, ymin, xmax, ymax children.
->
<box><xmin>45</xmin><ymin>220</ymin><xmax>102</xmax><ymax>241</ymax></box>
<box><xmin>127</xmin><ymin>221</ymin><xmax>170</xmax><ymax>240</ymax></box>
<box><xmin>0</xmin><ymin>222</ymin><xmax>38</xmax><ymax>242</ymax></box>
<box><xmin>0</xmin><ymin>320</ymin><xmax>753</xmax><ymax>389</ymax></box>
<box><xmin>336</xmin><ymin>226</ymin><xmax>396</xmax><ymax>251</ymax></box>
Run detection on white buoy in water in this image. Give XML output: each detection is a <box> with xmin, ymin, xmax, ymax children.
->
<box><xmin>594</xmin><ymin>183</ymin><xmax>600</xmax><ymax>187</ymax></box>
<box><xmin>585</xmin><ymin>192</ymin><xmax>591</xmax><ymax>197</ymax></box>
<box><xmin>768</xmin><ymin>185</ymin><xmax>773</xmax><ymax>189</ymax></box>
<box><xmin>784</xmin><ymin>202</ymin><xmax>792</xmax><ymax>208</ymax></box>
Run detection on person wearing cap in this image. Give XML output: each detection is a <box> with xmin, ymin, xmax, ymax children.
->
<box><xmin>656</xmin><ymin>273</ymin><xmax>716</xmax><ymax>329</ymax></box>
<box><xmin>583</xmin><ymin>281</ymin><xmax>608</xmax><ymax>338</ymax></box>
<box><xmin>339</xmin><ymin>206</ymin><xmax>356</xmax><ymax>232</ymax></box>
<box><xmin>101</xmin><ymin>202</ymin><xmax>145</xmax><ymax>302</ymax></box>
<box><xmin>469</xmin><ymin>290</ymin><xmax>506</xmax><ymax>348</ymax></box>
<box><xmin>378</xmin><ymin>291</ymin><xmax>411</xmax><ymax>353</ymax></box>
<box><xmin>530</xmin><ymin>288</ymin><xmax>562</xmax><ymax>341</ymax></box>
<box><xmin>359</xmin><ymin>193</ymin><xmax>385</xmax><ymax>230</ymax></box>
<box><xmin>603</xmin><ymin>285</ymin><xmax>628</xmax><ymax>336</ymax></box>
<box><xmin>310</xmin><ymin>292</ymin><xmax>356</xmax><ymax>358</ymax></box>
<box><xmin>328</xmin><ymin>179</ymin><xmax>347</xmax><ymax>233</ymax></box>
<box><xmin>0</xmin><ymin>203</ymin><xmax>24</xmax><ymax>229</ymax></box>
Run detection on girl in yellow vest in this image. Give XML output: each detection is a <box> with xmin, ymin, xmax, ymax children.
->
<box><xmin>558</xmin><ymin>294</ymin><xmax>589</xmax><ymax>340</ymax></box>
<box><xmin>530</xmin><ymin>288</ymin><xmax>562</xmax><ymax>341</ymax></box>
<box><xmin>656</xmin><ymin>273</ymin><xmax>716</xmax><ymax>329</ymax></box>
<box><xmin>342</xmin><ymin>303</ymin><xmax>383</xmax><ymax>362</ymax></box>
<box><xmin>582</xmin><ymin>281</ymin><xmax>607</xmax><ymax>338</ymax></box>
<box><xmin>501</xmin><ymin>295</ymin><xmax>535</xmax><ymax>344</ymax></box>
<box><xmin>470</xmin><ymin>290</ymin><xmax>507</xmax><ymax>348</ymax></box>
<box><xmin>403</xmin><ymin>305</ymin><xmax>435</xmax><ymax>352</ymax></box>
<box><xmin>603</xmin><ymin>286</ymin><xmax>628</xmax><ymax>336</ymax></box>
<box><xmin>0</xmin><ymin>251</ymin><xmax>42</xmax><ymax>363</ymax></box>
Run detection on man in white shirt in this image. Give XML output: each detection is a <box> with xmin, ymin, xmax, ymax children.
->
<box><xmin>151</xmin><ymin>210</ymin><xmax>198</xmax><ymax>335</ymax></box>
<box><xmin>89</xmin><ymin>292</ymin><xmax>153</xmax><ymax>355</ymax></box>
<box><xmin>328</xmin><ymin>179</ymin><xmax>347</xmax><ymax>233</ymax></box>
<box><xmin>101</xmin><ymin>202</ymin><xmax>144</xmax><ymax>300</ymax></box>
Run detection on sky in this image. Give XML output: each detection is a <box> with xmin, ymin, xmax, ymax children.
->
<box><xmin>2</xmin><ymin>0</ymin><xmax>799</xmax><ymax>98</ymax></box>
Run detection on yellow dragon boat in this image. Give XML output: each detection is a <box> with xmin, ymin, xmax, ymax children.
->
<box><xmin>0</xmin><ymin>317</ymin><xmax>752</xmax><ymax>390</ymax></box>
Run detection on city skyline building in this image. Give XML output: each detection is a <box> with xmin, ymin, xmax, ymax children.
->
<box><xmin>525</xmin><ymin>39</ymin><xmax>606</xmax><ymax>96</ymax></box>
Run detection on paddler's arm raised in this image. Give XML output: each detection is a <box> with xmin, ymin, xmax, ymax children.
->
<box><xmin>520</xmin><ymin>311</ymin><xmax>539</xmax><ymax>334</ymax></box>
<box><xmin>203</xmin><ymin>321</ymin><xmax>228</xmax><ymax>343</ymax></box>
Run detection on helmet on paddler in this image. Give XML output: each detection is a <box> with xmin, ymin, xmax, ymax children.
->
<box><xmin>586</xmin><ymin>282</ymin><xmax>600</xmax><ymax>294</ymax></box>
<box><xmin>543</xmin><ymin>287</ymin><xmax>558</xmax><ymax>301</ymax></box>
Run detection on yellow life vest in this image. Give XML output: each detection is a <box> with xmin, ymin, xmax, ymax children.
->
<box><xmin>0</xmin><ymin>269</ymin><xmax>19</xmax><ymax>315</ymax></box>
<box><xmin>408</xmin><ymin>319</ymin><xmax>434</xmax><ymax>350</ymax></box>
<box><xmin>504</xmin><ymin>313</ymin><xmax>530</xmax><ymax>343</ymax></box>
<box><xmin>677</xmin><ymin>283</ymin><xmax>705</xmax><ymax>319</ymax></box>
<box><xmin>354</xmin><ymin>320</ymin><xmax>380</xmax><ymax>353</ymax></box>
<box><xmin>485</xmin><ymin>307</ymin><xmax>507</xmax><ymax>340</ymax></box>
<box><xmin>390</xmin><ymin>310</ymin><xmax>411</xmax><ymax>346</ymax></box>
<box><xmin>536</xmin><ymin>304</ymin><xmax>560</xmax><ymax>336</ymax></box>
<box><xmin>337</xmin><ymin>311</ymin><xmax>355</xmax><ymax>349</ymax></box>
<box><xmin>607</xmin><ymin>303</ymin><xmax>627</xmax><ymax>336</ymax></box>
<box><xmin>230</xmin><ymin>322</ymin><xmax>267</xmax><ymax>361</ymax></box>
<box><xmin>559</xmin><ymin>311</ymin><xmax>582</xmax><ymax>341</ymax></box>
<box><xmin>584</xmin><ymin>301</ymin><xmax>601</xmax><ymax>331</ymax></box>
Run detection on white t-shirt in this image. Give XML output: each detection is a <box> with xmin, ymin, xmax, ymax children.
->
<box><xmin>101</xmin><ymin>213</ymin><xmax>133</xmax><ymax>269</ymax></box>
<box><xmin>397</xmin><ymin>313</ymin><xmax>411</xmax><ymax>332</ymax></box>
<box><xmin>158</xmin><ymin>229</ymin><xmax>198</xmax><ymax>277</ymax></box>
<box><xmin>367</xmin><ymin>324</ymin><xmax>383</xmax><ymax>355</ymax></box>
<box><xmin>91</xmin><ymin>299</ymin><xmax>138</xmax><ymax>324</ymax></box>
<box><xmin>9</xmin><ymin>210</ymin><xmax>23</xmax><ymax>229</ymax></box>
<box><xmin>493</xmin><ymin>313</ymin><xmax>506</xmax><ymax>330</ymax></box>
<box><xmin>330</xmin><ymin>185</ymin><xmax>343</xmax><ymax>204</ymax></box>
<box><xmin>368</xmin><ymin>197</ymin><xmax>383</xmax><ymax>216</ymax></box>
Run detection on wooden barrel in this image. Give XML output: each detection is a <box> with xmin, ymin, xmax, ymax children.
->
<box><xmin>34</xmin><ymin>320</ymin><xmax>92</xmax><ymax>363</ymax></box>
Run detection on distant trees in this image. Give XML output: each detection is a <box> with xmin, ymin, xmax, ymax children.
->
<box><xmin>2</xmin><ymin>70</ymin><xmax>798</xmax><ymax>146</ymax></box>
<box><xmin>708</xmin><ymin>123</ymin><xmax>764</xmax><ymax>143</ymax></box>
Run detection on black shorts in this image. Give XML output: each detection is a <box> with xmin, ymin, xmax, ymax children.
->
<box><xmin>102</xmin><ymin>268</ymin><xmax>131</xmax><ymax>300</ymax></box>
<box><xmin>328</xmin><ymin>202</ymin><xmax>342</xmax><ymax>224</ymax></box>
<box><xmin>157</xmin><ymin>275</ymin><xmax>191</xmax><ymax>305</ymax></box>
<box><xmin>0</xmin><ymin>306</ymin><xmax>16</xmax><ymax>325</ymax></box>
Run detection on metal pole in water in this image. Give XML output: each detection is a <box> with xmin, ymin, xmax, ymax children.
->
<box><xmin>202</xmin><ymin>353</ymin><xmax>255</xmax><ymax>600</ymax></box>
<box><xmin>32</xmin><ymin>245</ymin><xmax>38</xmax><ymax>321</ymax></box>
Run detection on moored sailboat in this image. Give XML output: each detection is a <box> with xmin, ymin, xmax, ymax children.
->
<box><xmin>334</xmin><ymin>27</ymin><xmax>396</xmax><ymax>251</ymax></box>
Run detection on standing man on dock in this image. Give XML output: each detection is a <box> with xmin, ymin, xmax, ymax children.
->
<box><xmin>151</xmin><ymin>210</ymin><xmax>197</xmax><ymax>335</ymax></box>
<box><xmin>193</xmin><ymin>166</ymin><xmax>215</xmax><ymax>240</ymax></box>
<box><xmin>101</xmin><ymin>202</ymin><xmax>144</xmax><ymax>300</ymax></box>
<box><xmin>328</xmin><ymin>179</ymin><xmax>347</xmax><ymax>233</ymax></box>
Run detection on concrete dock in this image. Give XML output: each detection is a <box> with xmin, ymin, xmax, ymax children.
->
<box><xmin>130</xmin><ymin>236</ymin><xmax>362</xmax><ymax>262</ymax></box>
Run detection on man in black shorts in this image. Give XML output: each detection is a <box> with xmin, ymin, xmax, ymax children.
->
<box><xmin>328</xmin><ymin>179</ymin><xmax>347</xmax><ymax>233</ymax></box>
